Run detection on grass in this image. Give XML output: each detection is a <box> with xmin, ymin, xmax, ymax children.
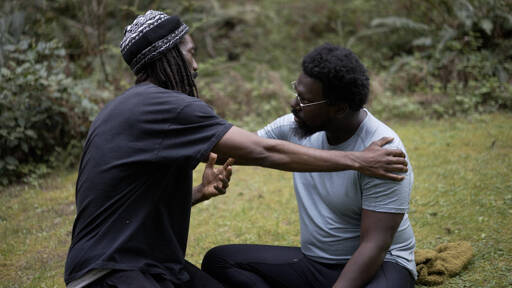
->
<box><xmin>1</xmin><ymin>113</ymin><xmax>511</xmax><ymax>287</ymax></box>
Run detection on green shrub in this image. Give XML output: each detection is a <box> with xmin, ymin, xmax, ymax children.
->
<box><xmin>0</xmin><ymin>40</ymin><xmax>99</xmax><ymax>185</ymax></box>
<box><xmin>196</xmin><ymin>58</ymin><xmax>291</xmax><ymax>130</ymax></box>
<box><xmin>352</xmin><ymin>0</ymin><xmax>512</xmax><ymax>118</ymax></box>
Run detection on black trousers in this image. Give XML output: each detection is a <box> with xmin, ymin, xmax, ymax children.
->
<box><xmin>87</xmin><ymin>260</ymin><xmax>224</xmax><ymax>288</ymax></box>
<box><xmin>202</xmin><ymin>244</ymin><xmax>415</xmax><ymax>288</ymax></box>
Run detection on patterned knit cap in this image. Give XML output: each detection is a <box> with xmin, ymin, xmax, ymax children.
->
<box><xmin>120</xmin><ymin>10</ymin><xmax>189</xmax><ymax>74</ymax></box>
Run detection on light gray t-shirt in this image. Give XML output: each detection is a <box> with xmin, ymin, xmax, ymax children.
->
<box><xmin>258</xmin><ymin>110</ymin><xmax>417</xmax><ymax>279</ymax></box>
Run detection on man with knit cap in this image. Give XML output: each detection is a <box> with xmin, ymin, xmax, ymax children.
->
<box><xmin>64</xmin><ymin>10</ymin><xmax>409</xmax><ymax>288</ymax></box>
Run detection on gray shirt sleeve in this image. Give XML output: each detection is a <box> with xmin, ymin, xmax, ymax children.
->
<box><xmin>360</xmin><ymin>144</ymin><xmax>413</xmax><ymax>214</ymax></box>
<box><xmin>257</xmin><ymin>114</ymin><xmax>296</xmax><ymax>140</ymax></box>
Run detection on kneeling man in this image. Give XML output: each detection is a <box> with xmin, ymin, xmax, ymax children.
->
<box><xmin>202</xmin><ymin>44</ymin><xmax>416</xmax><ymax>288</ymax></box>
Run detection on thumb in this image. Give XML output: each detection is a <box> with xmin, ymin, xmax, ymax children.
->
<box><xmin>206</xmin><ymin>152</ymin><xmax>217</xmax><ymax>168</ymax></box>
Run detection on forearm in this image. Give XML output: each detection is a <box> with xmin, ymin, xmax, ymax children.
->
<box><xmin>251</xmin><ymin>140</ymin><xmax>362</xmax><ymax>172</ymax></box>
<box><xmin>213</xmin><ymin>126</ymin><xmax>362</xmax><ymax>172</ymax></box>
<box><xmin>333</xmin><ymin>242</ymin><xmax>387</xmax><ymax>288</ymax></box>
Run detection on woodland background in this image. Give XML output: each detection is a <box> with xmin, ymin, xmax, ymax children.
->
<box><xmin>1</xmin><ymin>1</ymin><xmax>512</xmax><ymax>287</ymax></box>
<box><xmin>0</xmin><ymin>0</ymin><xmax>511</xmax><ymax>185</ymax></box>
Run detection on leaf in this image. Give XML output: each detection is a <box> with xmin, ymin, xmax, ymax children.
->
<box><xmin>412</xmin><ymin>37</ymin><xmax>433</xmax><ymax>47</ymax></box>
<box><xmin>24</xmin><ymin>129</ymin><xmax>37</xmax><ymax>139</ymax></box>
<box><xmin>496</xmin><ymin>64</ymin><xmax>509</xmax><ymax>83</ymax></box>
<box><xmin>496</xmin><ymin>11</ymin><xmax>512</xmax><ymax>29</ymax></box>
<box><xmin>346</xmin><ymin>27</ymin><xmax>392</xmax><ymax>48</ymax></box>
<box><xmin>1</xmin><ymin>67</ymin><xmax>11</xmax><ymax>77</ymax></box>
<box><xmin>10</xmin><ymin>11</ymin><xmax>26</xmax><ymax>41</ymax></box>
<box><xmin>5</xmin><ymin>156</ymin><xmax>18</xmax><ymax>165</ymax></box>
<box><xmin>436</xmin><ymin>26</ymin><xmax>457</xmax><ymax>56</ymax></box>
<box><xmin>371</xmin><ymin>17</ymin><xmax>430</xmax><ymax>31</ymax></box>
<box><xmin>21</xmin><ymin>142</ymin><xmax>29</xmax><ymax>153</ymax></box>
<box><xmin>479</xmin><ymin>19</ymin><xmax>493</xmax><ymax>35</ymax></box>
<box><xmin>453</xmin><ymin>0</ymin><xmax>475</xmax><ymax>30</ymax></box>
<box><xmin>17</xmin><ymin>118</ymin><xmax>25</xmax><ymax>127</ymax></box>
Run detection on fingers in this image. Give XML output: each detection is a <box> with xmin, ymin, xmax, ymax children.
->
<box><xmin>223</xmin><ymin>158</ymin><xmax>235</xmax><ymax>180</ymax></box>
<box><xmin>381</xmin><ymin>173</ymin><xmax>405</xmax><ymax>181</ymax></box>
<box><xmin>207</xmin><ymin>152</ymin><xmax>217</xmax><ymax>168</ymax></box>
<box><xmin>219</xmin><ymin>174</ymin><xmax>229</xmax><ymax>188</ymax></box>
<box><xmin>214</xmin><ymin>185</ymin><xmax>226</xmax><ymax>195</ymax></box>
<box><xmin>386</xmin><ymin>165</ymin><xmax>408</xmax><ymax>173</ymax></box>
<box><xmin>225</xmin><ymin>166</ymin><xmax>232</xmax><ymax>181</ymax></box>
<box><xmin>386</xmin><ymin>148</ymin><xmax>405</xmax><ymax>158</ymax></box>
<box><xmin>223</xmin><ymin>157</ymin><xmax>235</xmax><ymax>169</ymax></box>
<box><xmin>387</xmin><ymin>157</ymin><xmax>408</xmax><ymax>166</ymax></box>
<box><xmin>373</xmin><ymin>137</ymin><xmax>394</xmax><ymax>147</ymax></box>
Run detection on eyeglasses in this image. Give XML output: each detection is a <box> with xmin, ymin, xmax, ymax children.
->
<box><xmin>291</xmin><ymin>81</ymin><xmax>327</xmax><ymax>109</ymax></box>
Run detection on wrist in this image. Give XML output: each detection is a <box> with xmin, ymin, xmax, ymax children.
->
<box><xmin>192</xmin><ymin>184</ymin><xmax>207</xmax><ymax>205</ymax></box>
<box><xmin>348</xmin><ymin>151</ymin><xmax>363</xmax><ymax>171</ymax></box>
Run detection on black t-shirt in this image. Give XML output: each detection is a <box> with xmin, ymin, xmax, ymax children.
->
<box><xmin>64</xmin><ymin>82</ymin><xmax>232</xmax><ymax>284</ymax></box>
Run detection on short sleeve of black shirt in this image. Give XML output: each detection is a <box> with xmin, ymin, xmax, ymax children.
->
<box><xmin>64</xmin><ymin>83</ymin><xmax>232</xmax><ymax>284</ymax></box>
<box><xmin>156</xmin><ymin>99</ymin><xmax>231</xmax><ymax>168</ymax></box>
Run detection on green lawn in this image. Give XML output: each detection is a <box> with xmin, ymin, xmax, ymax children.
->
<box><xmin>1</xmin><ymin>113</ymin><xmax>511</xmax><ymax>287</ymax></box>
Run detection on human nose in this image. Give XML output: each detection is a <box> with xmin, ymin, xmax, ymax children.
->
<box><xmin>290</xmin><ymin>96</ymin><xmax>301</xmax><ymax>111</ymax></box>
<box><xmin>192</xmin><ymin>58</ymin><xmax>198</xmax><ymax>71</ymax></box>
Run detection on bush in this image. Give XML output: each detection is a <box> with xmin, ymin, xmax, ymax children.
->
<box><xmin>196</xmin><ymin>58</ymin><xmax>291</xmax><ymax>131</ymax></box>
<box><xmin>352</xmin><ymin>0</ymin><xmax>512</xmax><ymax>118</ymax></box>
<box><xmin>0</xmin><ymin>39</ymin><xmax>99</xmax><ymax>185</ymax></box>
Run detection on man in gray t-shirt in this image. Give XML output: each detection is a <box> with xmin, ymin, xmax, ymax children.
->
<box><xmin>203</xmin><ymin>44</ymin><xmax>416</xmax><ymax>288</ymax></box>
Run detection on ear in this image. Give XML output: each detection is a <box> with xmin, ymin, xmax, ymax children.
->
<box><xmin>332</xmin><ymin>102</ymin><xmax>349</xmax><ymax>117</ymax></box>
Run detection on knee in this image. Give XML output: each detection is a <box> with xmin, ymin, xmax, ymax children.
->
<box><xmin>201</xmin><ymin>245</ymin><xmax>233</xmax><ymax>274</ymax></box>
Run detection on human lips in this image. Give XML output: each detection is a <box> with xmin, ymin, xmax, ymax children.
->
<box><xmin>292</xmin><ymin>110</ymin><xmax>304</xmax><ymax>124</ymax></box>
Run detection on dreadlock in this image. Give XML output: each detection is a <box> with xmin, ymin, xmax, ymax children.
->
<box><xmin>135</xmin><ymin>45</ymin><xmax>198</xmax><ymax>98</ymax></box>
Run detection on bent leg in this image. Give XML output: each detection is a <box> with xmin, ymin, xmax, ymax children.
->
<box><xmin>365</xmin><ymin>261</ymin><xmax>415</xmax><ymax>288</ymax></box>
<box><xmin>182</xmin><ymin>260</ymin><xmax>224</xmax><ymax>288</ymax></box>
<box><xmin>202</xmin><ymin>244</ymin><xmax>318</xmax><ymax>288</ymax></box>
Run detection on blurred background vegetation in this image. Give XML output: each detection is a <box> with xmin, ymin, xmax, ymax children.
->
<box><xmin>1</xmin><ymin>0</ymin><xmax>511</xmax><ymax>185</ymax></box>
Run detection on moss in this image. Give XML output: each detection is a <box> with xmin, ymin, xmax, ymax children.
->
<box><xmin>416</xmin><ymin>241</ymin><xmax>474</xmax><ymax>286</ymax></box>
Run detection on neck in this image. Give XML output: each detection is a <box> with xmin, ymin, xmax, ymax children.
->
<box><xmin>325</xmin><ymin>109</ymin><xmax>367</xmax><ymax>145</ymax></box>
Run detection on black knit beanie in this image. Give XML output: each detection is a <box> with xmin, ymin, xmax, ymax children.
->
<box><xmin>120</xmin><ymin>10</ymin><xmax>189</xmax><ymax>74</ymax></box>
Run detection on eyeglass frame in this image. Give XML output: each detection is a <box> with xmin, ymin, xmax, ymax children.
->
<box><xmin>291</xmin><ymin>81</ymin><xmax>328</xmax><ymax>109</ymax></box>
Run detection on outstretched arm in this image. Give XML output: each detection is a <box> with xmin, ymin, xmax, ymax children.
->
<box><xmin>332</xmin><ymin>210</ymin><xmax>404</xmax><ymax>288</ymax></box>
<box><xmin>212</xmin><ymin>126</ymin><xmax>407</xmax><ymax>180</ymax></box>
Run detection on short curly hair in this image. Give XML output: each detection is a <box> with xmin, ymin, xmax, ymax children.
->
<box><xmin>302</xmin><ymin>44</ymin><xmax>369</xmax><ymax>111</ymax></box>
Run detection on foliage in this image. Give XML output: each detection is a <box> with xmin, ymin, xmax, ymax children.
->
<box><xmin>1</xmin><ymin>0</ymin><xmax>512</xmax><ymax>183</ymax></box>
<box><xmin>196</xmin><ymin>58</ymin><xmax>291</xmax><ymax>130</ymax></box>
<box><xmin>352</xmin><ymin>0</ymin><xmax>512</xmax><ymax>118</ymax></box>
<box><xmin>0</xmin><ymin>39</ymin><xmax>99</xmax><ymax>185</ymax></box>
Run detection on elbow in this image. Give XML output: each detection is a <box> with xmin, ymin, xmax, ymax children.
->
<box><xmin>233</xmin><ymin>138</ymin><xmax>283</xmax><ymax>168</ymax></box>
<box><xmin>360</xmin><ymin>237</ymin><xmax>393</xmax><ymax>258</ymax></box>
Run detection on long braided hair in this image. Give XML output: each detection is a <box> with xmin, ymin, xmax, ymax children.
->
<box><xmin>135</xmin><ymin>45</ymin><xmax>198</xmax><ymax>98</ymax></box>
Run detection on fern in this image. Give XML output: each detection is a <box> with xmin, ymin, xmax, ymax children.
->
<box><xmin>453</xmin><ymin>0</ymin><xmax>475</xmax><ymax>30</ymax></box>
<box><xmin>370</xmin><ymin>17</ymin><xmax>430</xmax><ymax>31</ymax></box>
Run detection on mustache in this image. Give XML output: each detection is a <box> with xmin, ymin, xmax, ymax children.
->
<box><xmin>291</xmin><ymin>108</ymin><xmax>303</xmax><ymax>121</ymax></box>
<box><xmin>290</xmin><ymin>108</ymin><xmax>320</xmax><ymax>139</ymax></box>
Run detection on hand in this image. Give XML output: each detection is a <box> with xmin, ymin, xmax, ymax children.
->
<box><xmin>198</xmin><ymin>153</ymin><xmax>235</xmax><ymax>201</ymax></box>
<box><xmin>357</xmin><ymin>137</ymin><xmax>408</xmax><ymax>181</ymax></box>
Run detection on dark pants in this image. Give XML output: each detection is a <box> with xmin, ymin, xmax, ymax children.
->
<box><xmin>202</xmin><ymin>244</ymin><xmax>415</xmax><ymax>288</ymax></box>
<box><xmin>87</xmin><ymin>260</ymin><xmax>224</xmax><ymax>288</ymax></box>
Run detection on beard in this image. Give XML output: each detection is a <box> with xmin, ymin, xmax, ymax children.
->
<box><xmin>291</xmin><ymin>108</ymin><xmax>321</xmax><ymax>139</ymax></box>
<box><xmin>191</xmin><ymin>71</ymin><xmax>198</xmax><ymax>79</ymax></box>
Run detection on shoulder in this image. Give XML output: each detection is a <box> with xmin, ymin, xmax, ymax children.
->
<box><xmin>359</xmin><ymin>110</ymin><xmax>405</xmax><ymax>151</ymax></box>
<box><xmin>257</xmin><ymin>113</ymin><xmax>296</xmax><ymax>140</ymax></box>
